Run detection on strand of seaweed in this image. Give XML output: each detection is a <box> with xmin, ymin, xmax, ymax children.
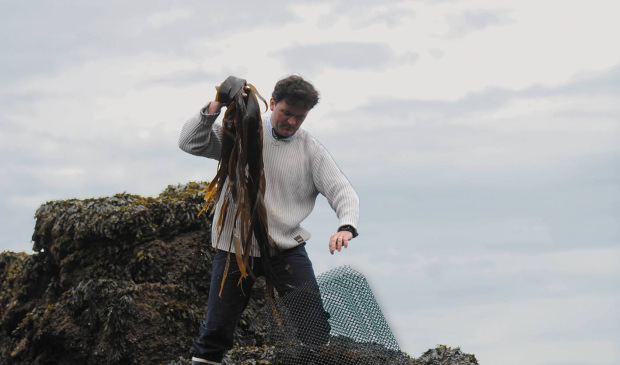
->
<box><xmin>199</xmin><ymin>78</ymin><xmax>281</xmax><ymax>297</ymax></box>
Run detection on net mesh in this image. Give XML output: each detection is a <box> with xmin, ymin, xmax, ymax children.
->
<box><xmin>265</xmin><ymin>265</ymin><xmax>409</xmax><ymax>364</ymax></box>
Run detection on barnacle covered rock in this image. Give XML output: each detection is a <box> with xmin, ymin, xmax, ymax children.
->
<box><xmin>0</xmin><ymin>182</ymin><xmax>477</xmax><ymax>365</ymax></box>
<box><xmin>414</xmin><ymin>345</ymin><xmax>479</xmax><ymax>365</ymax></box>
<box><xmin>32</xmin><ymin>182</ymin><xmax>211</xmax><ymax>258</ymax></box>
<box><xmin>1</xmin><ymin>182</ymin><xmax>269</xmax><ymax>365</ymax></box>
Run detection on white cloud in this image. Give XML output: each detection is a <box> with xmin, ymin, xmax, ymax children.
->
<box><xmin>394</xmin><ymin>295</ymin><xmax>619</xmax><ymax>365</ymax></box>
<box><xmin>7</xmin><ymin>194</ymin><xmax>58</xmax><ymax>210</ymax></box>
<box><xmin>343</xmin><ymin>247</ymin><xmax>620</xmax><ymax>283</ymax></box>
<box><xmin>453</xmin><ymin>248</ymin><xmax>620</xmax><ymax>276</ymax></box>
<box><xmin>146</xmin><ymin>8</ymin><xmax>193</xmax><ymax>29</ymax></box>
<box><xmin>271</xmin><ymin>41</ymin><xmax>397</xmax><ymax>75</ymax></box>
<box><xmin>442</xmin><ymin>8</ymin><xmax>515</xmax><ymax>39</ymax></box>
<box><xmin>429</xmin><ymin>48</ymin><xmax>444</xmax><ymax>60</ymax></box>
<box><xmin>311</xmin><ymin>63</ymin><xmax>620</xmax><ymax>177</ymax></box>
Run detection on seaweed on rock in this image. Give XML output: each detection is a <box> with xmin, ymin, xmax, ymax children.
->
<box><xmin>0</xmin><ymin>182</ymin><xmax>477</xmax><ymax>365</ymax></box>
<box><xmin>1</xmin><ymin>183</ymin><xmax>267</xmax><ymax>365</ymax></box>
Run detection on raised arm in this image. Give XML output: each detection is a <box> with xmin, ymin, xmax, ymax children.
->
<box><xmin>178</xmin><ymin>102</ymin><xmax>223</xmax><ymax>160</ymax></box>
<box><xmin>179</xmin><ymin>77</ymin><xmax>252</xmax><ymax>160</ymax></box>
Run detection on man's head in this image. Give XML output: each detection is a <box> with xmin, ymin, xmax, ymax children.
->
<box><xmin>269</xmin><ymin>75</ymin><xmax>319</xmax><ymax>138</ymax></box>
<box><xmin>271</xmin><ymin>74</ymin><xmax>320</xmax><ymax>110</ymax></box>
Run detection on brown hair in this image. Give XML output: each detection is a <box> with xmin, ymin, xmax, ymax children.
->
<box><xmin>272</xmin><ymin>74</ymin><xmax>320</xmax><ymax>110</ymax></box>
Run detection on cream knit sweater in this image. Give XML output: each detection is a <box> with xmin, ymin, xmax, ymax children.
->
<box><xmin>178</xmin><ymin>107</ymin><xmax>359</xmax><ymax>256</ymax></box>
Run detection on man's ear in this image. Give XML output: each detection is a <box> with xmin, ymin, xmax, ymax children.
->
<box><xmin>269</xmin><ymin>97</ymin><xmax>275</xmax><ymax>111</ymax></box>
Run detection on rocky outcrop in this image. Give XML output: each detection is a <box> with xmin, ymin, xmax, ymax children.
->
<box><xmin>0</xmin><ymin>182</ymin><xmax>477</xmax><ymax>365</ymax></box>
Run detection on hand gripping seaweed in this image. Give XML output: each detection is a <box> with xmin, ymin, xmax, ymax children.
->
<box><xmin>199</xmin><ymin>76</ymin><xmax>280</xmax><ymax>297</ymax></box>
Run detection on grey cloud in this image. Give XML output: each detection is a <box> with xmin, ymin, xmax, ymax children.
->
<box><xmin>350</xmin><ymin>8</ymin><xmax>416</xmax><ymax>29</ymax></box>
<box><xmin>337</xmin><ymin>62</ymin><xmax>620</xmax><ymax>124</ymax></box>
<box><xmin>442</xmin><ymin>9</ymin><xmax>515</xmax><ymax>39</ymax></box>
<box><xmin>318</xmin><ymin>1</ymin><xmax>416</xmax><ymax>29</ymax></box>
<box><xmin>429</xmin><ymin>48</ymin><xmax>444</xmax><ymax>60</ymax></box>
<box><xmin>323</xmin><ymin>0</ymin><xmax>413</xmax><ymax>10</ymax></box>
<box><xmin>414</xmin><ymin>0</ymin><xmax>460</xmax><ymax>3</ymax></box>
<box><xmin>398</xmin><ymin>52</ymin><xmax>420</xmax><ymax>65</ymax></box>
<box><xmin>141</xmin><ymin>69</ymin><xmax>221</xmax><ymax>88</ymax></box>
<box><xmin>270</xmin><ymin>41</ymin><xmax>396</xmax><ymax>76</ymax></box>
<box><xmin>347</xmin><ymin>86</ymin><xmax>513</xmax><ymax>123</ymax></box>
<box><xmin>557</xmin><ymin>64</ymin><xmax>620</xmax><ymax>96</ymax></box>
<box><xmin>493</xmin><ymin>63</ymin><xmax>620</xmax><ymax>99</ymax></box>
<box><xmin>552</xmin><ymin>109</ymin><xmax>620</xmax><ymax>121</ymax></box>
<box><xmin>0</xmin><ymin>0</ymin><xmax>302</xmax><ymax>83</ymax></box>
<box><xmin>313</xmin><ymin>62</ymin><xmax>620</xmax><ymax>258</ymax></box>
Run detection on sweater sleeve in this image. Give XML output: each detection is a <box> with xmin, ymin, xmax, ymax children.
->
<box><xmin>311</xmin><ymin>143</ymin><xmax>360</xmax><ymax>231</ymax></box>
<box><xmin>178</xmin><ymin>105</ymin><xmax>223</xmax><ymax>160</ymax></box>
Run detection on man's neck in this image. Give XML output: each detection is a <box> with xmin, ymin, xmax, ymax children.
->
<box><xmin>272</xmin><ymin>128</ymin><xmax>288</xmax><ymax>140</ymax></box>
<box><xmin>266</xmin><ymin>115</ymin><xmax>296</xmax><ymax>141</ymax></box>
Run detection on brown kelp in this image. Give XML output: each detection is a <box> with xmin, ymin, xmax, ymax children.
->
<box><xmin>200</xmin><ymin>76</ymin><xmax>278</xmax><ymax>296</ymax></box>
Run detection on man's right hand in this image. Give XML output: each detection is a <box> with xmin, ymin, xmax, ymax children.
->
<box><xmin>206</xmin><ymin>101</ymin><xmax>222</xmax><ymax>114</ymax></box>
<box><xmin>207</xmin><ymin>85</ymin><xmax>252</xmax><ymax>114</ymax></box>
<box><xmin>215</xmin><ymin>75</ymin><xmax>247</xmax><ymax>105</ymax></box>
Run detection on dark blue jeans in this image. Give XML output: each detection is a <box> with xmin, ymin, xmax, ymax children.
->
<box><xmin>193</xmin><ymin>244</ymin><xmax>330</xmax><ymax>362</ymax></box>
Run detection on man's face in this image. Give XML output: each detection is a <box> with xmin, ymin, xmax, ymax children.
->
<box><xmin>269</xmin><ymin>98</ymin><xmax>310</xmax><ymax>137</ymax></box>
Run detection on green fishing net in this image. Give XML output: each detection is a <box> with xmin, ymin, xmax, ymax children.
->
<box><xmin>264</xmin><ymin>265</ymin><xmax>409</xmax><ymax>364</ymax></box>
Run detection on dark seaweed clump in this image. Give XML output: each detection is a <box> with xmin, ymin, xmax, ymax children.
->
<box><xmin>0</xmin><ymin>182</ymin><xmax>476</xmax><ymax>365</ymax></box>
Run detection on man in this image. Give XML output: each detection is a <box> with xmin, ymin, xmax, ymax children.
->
<box><xmin>178</xmin><ymin>75</ymin><xmax>359</xmax><ymax>365</ymax></box>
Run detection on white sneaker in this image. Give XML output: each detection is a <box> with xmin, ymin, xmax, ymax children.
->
<box><xmin>191</xmin><ymin>356</ymin><xmax>221</xmax><ymax>365</ymax></box>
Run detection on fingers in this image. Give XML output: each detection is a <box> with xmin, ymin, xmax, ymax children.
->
<box><xmin>329</xmin><ymin>233</ymin><xmax>351</xmax><ymax>255</ymax></box>
<box><xmin>242</xmin><ymin>86</ymin><xmax>251</xmax><ymax>98</ymax></box>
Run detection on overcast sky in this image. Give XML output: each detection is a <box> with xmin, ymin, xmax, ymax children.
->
<box><xmin>1</xmin><ymin>1</ymin><xmax>619</xmax><ymax>364</ymax></box>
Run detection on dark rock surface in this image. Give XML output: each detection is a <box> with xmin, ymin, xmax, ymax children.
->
<box><xmin>0</xmin><ymin>182</ymin><xmax>477</xmax><ymax>365</ymax></box>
